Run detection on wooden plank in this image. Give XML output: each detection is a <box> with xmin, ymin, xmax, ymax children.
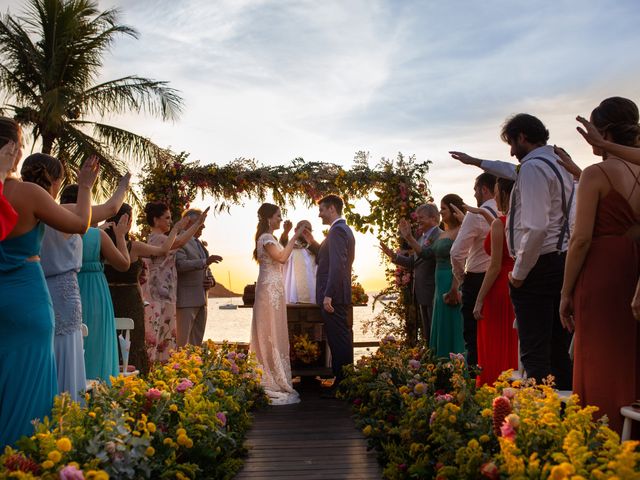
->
<box><xmin>236</xmin><ymin>381</ymin><xmax>381</xmax><ymax>479</ymax></box>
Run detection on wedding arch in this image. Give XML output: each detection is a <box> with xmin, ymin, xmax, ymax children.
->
<box><xmin>140</xmin><ymin>150</ymin><xmax>432</xmax><ymax>343</ymax></box>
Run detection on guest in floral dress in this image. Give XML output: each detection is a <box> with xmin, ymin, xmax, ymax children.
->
<box><xmin>141</xmin><ymin>202</ymin><xmax>206</xmax><ymax>363</ymax></box>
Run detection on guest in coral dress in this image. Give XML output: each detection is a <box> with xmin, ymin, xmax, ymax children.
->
<box><xmin>561</xmin><ymin>97</ymin><xmax>640</xmax><ymax>436</ymax></box>
<box><xmin>471</xmin><ymin>178</ymin><xmax>519</xmax><ymax>385</ymax></box>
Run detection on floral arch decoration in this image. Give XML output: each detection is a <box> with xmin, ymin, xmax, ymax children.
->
<box><xmin>141</xmin><ymin>150</ymin><xmax>432</xmax><ymax>343</ymax></box>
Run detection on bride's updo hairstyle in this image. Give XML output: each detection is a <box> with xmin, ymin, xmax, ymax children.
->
<box><xmin>591</xmin><ymin>97</ymin><xmax>640</xmax><ymax>148</ymax></box>
<box><xmin>253</xmin><ymin>202</ymin><xmax>279</xmax><ymax>261</ymax></box>
<box><xmin>21</xmin><ymin>153</ymin><xmax>64</xmax><ymax>192</ymax></box>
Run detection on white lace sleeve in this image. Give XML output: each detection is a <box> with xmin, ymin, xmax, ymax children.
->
<box><xmin>260</xmin><ymin>234</ymin><xmax>278</xmax><ymax>248</ymax></box>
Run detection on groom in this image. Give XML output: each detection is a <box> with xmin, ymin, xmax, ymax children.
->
<box><xmin>304</xmin><ymin>194</ymin><xmax>355</xmax><ymax>396</ymax></box>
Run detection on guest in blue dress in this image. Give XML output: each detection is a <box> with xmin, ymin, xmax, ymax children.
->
<box><xmin>40</xmin><ymin>227</ymin><xmax>86</xmax><ymax>401</ymax></box>
<box><xmin>0</xmin><ymin>125</ymin><xmax>98</xmax><ymax>446</ymax></box>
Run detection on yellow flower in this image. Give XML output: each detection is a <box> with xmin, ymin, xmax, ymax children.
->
<box><xmin>56</xmin><ymin>437</ymin><xmax>72</xmax><ymax>452</ymax></box>
<box><xmin>177</xmin><ymin>434</ymin><xmax>190</xmax><ymax>446</ymax></box>
<box><xmin>176</xmin><ymin>428</ymin><xmax>186</xmax><ymax>436</ymax></box>
<box><xmin>42</xmin><ymin>460</ymin><xmax>55</xmax><ymax>469</ymax></box>
<box><xmin>362</xmin><ymin>425</ymin><xmax>373</xmax><ymax>436</ymax></box>
<box><xmin>448</xmin><ymin>415</ymin><xmax>457</xmax><ymax>423</ymax></box>
<box><xmin>479</xmin><ymin>435</ymin><xmax>490</xmax><ymax>443</ymax></box>
<box><xmin>481</xmin><ymin>408</ymin><xmax>492</xmax><ymax>418</ymax></box>
<box><xmin>170</xmin><ymin>404</ymin><xmax>178</xmax><ymax>412</ymax></box>
<box><xmin>176</xmin><ymin>473</ymin><xmax>189</xmax><ymax>480</ymax></box>
<box><xmin>147</xmin><ymin>422</ymin><xmax>157</xmax><ymax>433</ymax></box>
<box><xmin>145</xmin><ymin>446</ymin><xmax>155</xmax><ymax>456</ymax></box>
<box><xmin>88</xmin><ymin>412</ymin><xmax>96</xmax><ymax>418</ymax></box>
<box><xmin>47</xmin><ymin>450</ymin><xmax>62</xmax><ymax>463</ymax></box>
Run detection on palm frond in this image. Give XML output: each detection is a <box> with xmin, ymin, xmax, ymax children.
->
<box><xmin>78</xmin><ymin>76</ymin><xmax>183</xmax><ymax>121</ymax></box>
<box><xmin>72</xmin><ymin>120</ymin><xmax>166</xmax><ymax>166</ymax></box>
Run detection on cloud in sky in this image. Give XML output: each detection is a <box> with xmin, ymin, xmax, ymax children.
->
<box><xmin>4</xmin><ymin>0</ymin><xmax>640</xmax><ymax>290</ymax></box>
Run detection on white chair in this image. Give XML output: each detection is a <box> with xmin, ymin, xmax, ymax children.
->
<box><xmin>115</xmin><ymin>317</ymin><xmax>139</xmax><ymax>377</ymax></box>
<box><xmin>81</xmin><ymin>324</ymin><xmax>99</xmax><ymax>392</ymax></box>
<box><xmin>621</xmin><ymin>406</ymin><xmax>640</xmax><ymax>442</ymax></box>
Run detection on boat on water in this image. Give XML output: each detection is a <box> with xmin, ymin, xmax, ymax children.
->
<box><xmin>219</xmin><ymin>303</ymin><xmax>238</xmax><ymax>310</ymax></box>
<box><xmin>218</xmin><ymin>271</ymin><xmax>238</xmax><ymax>310</ymax></box>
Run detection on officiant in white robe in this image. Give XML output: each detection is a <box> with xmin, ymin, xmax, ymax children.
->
<box><xmin>280</xmin><ymin>220</ymin><xmax>318</xmax><ymax>303</ymax></box>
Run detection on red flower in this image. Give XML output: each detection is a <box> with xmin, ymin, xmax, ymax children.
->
<box><xmin>492</xmin><ymin>396</ymin><xmax>512</xmax><ymax>437</ymax></box>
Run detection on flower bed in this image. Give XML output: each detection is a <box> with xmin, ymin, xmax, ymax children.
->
<box><xmin>339</xmin><ymin>338</ymin><xmax>639</xmax><ymax>479</ymax></box>
<box><xmin>0</xmin><ymin>341</ymin><xmax>267</xmax><ymax>479</ymax></box>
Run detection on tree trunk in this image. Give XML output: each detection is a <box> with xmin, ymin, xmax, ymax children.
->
<box><xmin>41</xmin><ymin>132</ymin><xmax>55</xmax><ymax>155</ymax></box>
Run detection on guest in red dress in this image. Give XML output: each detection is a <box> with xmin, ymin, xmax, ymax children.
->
<box><xmin>0</xmin><ymin>136</ymin><xmax>19</xmax><ymax>240</ymax></box>
<box><xmin>561</xmin><ymin>97</ymin><xmax>640</xmax><ymax>436</ymax></box>
<box><xmin>472</xmin><ymin>178</ymin><xmax>519</xmax><ymax>385</ymax></box>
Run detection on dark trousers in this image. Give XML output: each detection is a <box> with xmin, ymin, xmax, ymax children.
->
<box><xmin>418</xmin><ymin>302</ymin><xmax>433</xmax><ymax>345</ymax></box>
<box><xmin>509</xmin><ymin>252</ymin><xmax>573</xmax><ymax>390</ymax></box>
<box><xmin>321</xmin><ymin>303</ymin><xmax>354</xmax><ymax>386</ymax></box>
<box><xmin>461</xmin><ymin>272</ymin><xmax>484</xmax><ymax>367</ymax></box>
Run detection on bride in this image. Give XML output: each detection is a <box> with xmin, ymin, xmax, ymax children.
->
<box><xmin>250</xmin><ymin>203</ymin><xmax>303</xmax><ymax>404</ymax></box>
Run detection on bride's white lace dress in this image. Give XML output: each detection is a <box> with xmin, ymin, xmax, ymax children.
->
<box><xmin>250</xmin><ymin>233</ymin><xmax>300</xmax><ymax>405</ymax></box>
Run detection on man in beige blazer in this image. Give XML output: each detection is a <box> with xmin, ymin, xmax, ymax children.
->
<box><xmin>176</xmin><ymin>209</ymin><xmax>221</xmax><ymax>347</ymax></box>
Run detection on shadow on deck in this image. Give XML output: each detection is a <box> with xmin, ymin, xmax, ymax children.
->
<box><xmin>236</xmin><ymin>380</ymin><xmax>382</xmax><ymax>480</ymax></box>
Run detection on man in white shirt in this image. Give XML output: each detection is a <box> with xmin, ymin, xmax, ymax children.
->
<box><xmin>450</xmin><ymin>173</ymin><xmax>497</xmax><ymax>368</ymax></box>
<box><xmin>449</xmin><ymin>113</ymin><xmax>573</xmax><ymax>390</ymax></box>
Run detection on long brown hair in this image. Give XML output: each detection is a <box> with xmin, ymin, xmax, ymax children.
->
<box><xmin>253</xmin><ymin>203</ymin><xmax>279</xmax><ymax>261</ymax></box>
<box><xmin>441</xmin><ymin>193</ymin><xmax>465</xmax><ymax>228</ymax></box>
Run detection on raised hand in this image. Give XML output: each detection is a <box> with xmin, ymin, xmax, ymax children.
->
<box><xmin>449</xmin><ymin>151</ymin><xmax>481</xmax><ymax>167</ymax></box>
<box><xmin>554</xmin><ymin>145</ymin><xmax>582</xmax><ymax>180</ymax></box>
<box><xmin>301</xmin><ymin>227</ymin><xmax>315</xmax><ymax>244</ymax></box>
<box><xmin>197</xmin><ymin>206</ymin><xmax>210</xmax><ymax>226</ymax></box>
<box><xmin>77</xmin><ymin>155</ymin><xmax>100</xmax><ymax>189</ymax></box>
<box><xmin>118</xmin><ymin>172</ymin><xmax>132</xmax><ymax>190</ymax></box>
<box><xmin>174</xmin><ymin>216</ymin><xmax>191</xmax><ymax>231</ymax></box>
<box><xmin>114</xmin><ymin>213</ymin><xmax>131</xmax><ymax>237</ymax></box>
<box><xmin>399</xmin><ymin>218</ymin><xmax>412</xmax><ymax>239</ymax></box>
<box><xmin>450</xmin><ymin>203</ymin><xmax>466</xmax><ymax>224</ymax></box>
<box><xmin>576</xmin><ymin>115</ymin><xmax>605</xmax><ymax>147</ymax></box>
<box><xmin>283</xmin><ymin>220</ymin><xmax>293</xmax><ymax>234</ymax></box>
<box><xmin>206</xmin><ymin>254</ymin><xmax>223</xmax><ymax>265</ymax></box>
<box><xmin>379</xmin><ymin>241</ymin><xmax>394</xmax><ymax>258</ymax></box>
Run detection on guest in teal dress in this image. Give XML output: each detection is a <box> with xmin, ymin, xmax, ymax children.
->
<box><xmin>425</xmin><ymin>194</ymin><xmax>465</xmax><ymax>358</ymax></box>
<box><xmin>0</xmin><ymin>120</ymin><xmax>98</xmax><ymax>446</ymax></box>
<box><xmin>77</xmin><ymin>222</ymin><xmax>131</xmax><ymax>382</ymax></box>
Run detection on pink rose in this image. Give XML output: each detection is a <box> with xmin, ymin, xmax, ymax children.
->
<box><xmin>502</xmin><ymin>387</ymin><xmax>516</xmax><ymax>399</ymax></box>
<box><xmin>60</xmin><ymin>465</ymin><xmax>84</xmax><ymax>480</ymax></box>
<box><xmin>408</xmin><ymin>359</ymin><xmax>421</xmax><ymax>370</ymax></box>
<box><xmin>176</xmin><ymin>379</ymin><xmax>194</xmax><ymax>393</ymax></box>
<box><xmin>145</xmin><ymin>388</ymin><xmax>162</xmax><ymax>400</ymax></box>
<box><xmin>172</xmin><ymin>363</ymin><xmax>181</xmax><ymax>370</ymax></box>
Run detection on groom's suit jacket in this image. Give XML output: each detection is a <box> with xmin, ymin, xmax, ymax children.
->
<box><xmin>315</xmin><ymin>219</ymin><xmax>356</xmax><ymax>306</ymax></box>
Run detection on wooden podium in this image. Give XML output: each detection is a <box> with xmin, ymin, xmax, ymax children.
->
<box><xmin>287</xmin><ymin>303</ymin><xmax>353</xmax><ymax>378</ymax></box>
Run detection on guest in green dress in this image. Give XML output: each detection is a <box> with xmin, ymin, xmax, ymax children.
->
<box><xmin>77</xmin><ymin>224</ymin><xmax>131</xmax><ymax>382</ymax></box>
<box><xmin>424</xmin><ymin>194</ymin><xmax>466</xmax><ymax>358</ymax></box>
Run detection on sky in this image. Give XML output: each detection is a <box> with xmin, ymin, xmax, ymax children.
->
<box><xmin>5</xmin><ymin>0</ymin><xmax>640</xmax><ymax>292</ymax></box>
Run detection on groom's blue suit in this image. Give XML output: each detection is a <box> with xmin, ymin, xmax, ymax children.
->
<box><xmin>315</xmin><ymin>218</ymin><xmax>355</xmax><ymax>385</ymax></box>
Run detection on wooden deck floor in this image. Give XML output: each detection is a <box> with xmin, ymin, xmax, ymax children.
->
<box><xmin>236</xmin><ymin>381</ymin><xmax>382</xmax><ymax>480</ymax></box>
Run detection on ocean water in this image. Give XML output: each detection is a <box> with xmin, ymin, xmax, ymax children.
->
<box><xmin>203</xmin><ymin>297</ymin><xmax>385</xmax><ymax>359</ymax></box>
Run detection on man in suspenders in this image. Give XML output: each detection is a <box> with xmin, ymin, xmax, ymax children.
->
<box><xmin>450</xmin><ymin>173</ymin><xmax>498</xmax><ymax>368</ymax></box>
<box><xmin>450</xmin><ymin>113</ymin><xmax>574</xmax><ymax>391</ymax></box>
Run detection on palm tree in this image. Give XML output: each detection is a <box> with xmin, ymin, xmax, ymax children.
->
<box><xmin>0</xmin><ymin>0</ymin><xmax>183</xmax><ymax>194</ymax></box>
